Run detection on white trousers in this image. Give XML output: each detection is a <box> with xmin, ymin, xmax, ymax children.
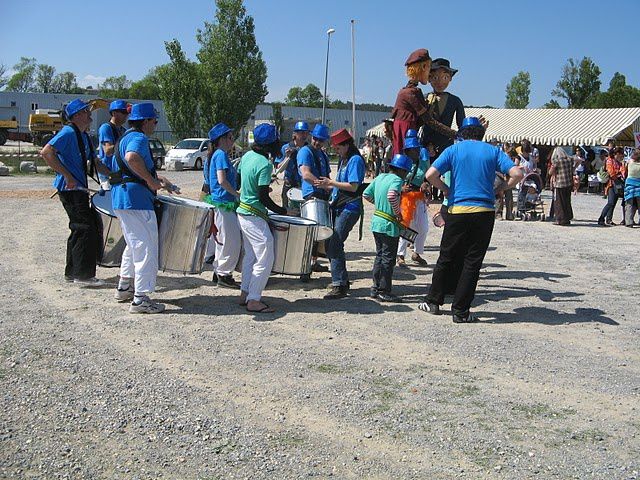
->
<box><xmin>205</xmin><ymin>236</ymin><xmax>216</xmax><ymax>259</ymax></box>
<box><xmin>397</xmin><ymin>200</ymin><xmax>429</xmax><ymax>256</ymax></box>
<box><xmin>237</xmin><ymin>214</ymin><xmax>274</xmax><ymax>302</ymax></box>
<box><xmin>116</xmin><ymin>209</ymin><xmax>158</xmax><ymax>295</ymax></box>
<box><xmin>213</xmin><ymin>209</ymin><xmax>242</xmax><ymax>276</ymax></box>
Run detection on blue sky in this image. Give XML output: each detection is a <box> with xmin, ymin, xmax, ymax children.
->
<box><xmin>2</xmin><ymin>0</ymin><xmax>638</xmax><ymax>108</ymax></box>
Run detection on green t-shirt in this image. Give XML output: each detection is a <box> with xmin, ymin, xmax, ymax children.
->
<box><xmin>236</xmin><ymin>150</ymin><xmax>273</xmax><ymax>217</ymax></box>
<box><xmin>408</xmin><ymin>157</ymin><xmax>430</xmax><ymax>188</ymax></box>
<box><xmin>363</xmin><ymin>172</ymin><xmax>403</xmax><ymax>237</ymax></box>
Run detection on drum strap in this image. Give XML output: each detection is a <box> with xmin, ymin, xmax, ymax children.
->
<box><xmin>110</xmin><ymin>129</ymin><xmax>157</xmax><ymax>195</ymax></box>
<box><xmin>373</xmin><ymin>209</ymin><xmax>402</xmax><ymax>226</ymax></box>
<box><xmin>238</xmin><ymin>201</ymin><xmax>269</xmax><ymax>221</ymax></box>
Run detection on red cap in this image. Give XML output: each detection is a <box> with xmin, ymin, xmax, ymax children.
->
<box><xmin>330</xmin><ymin>128</ymin><xmax>353</xmax><ymax>147</ymax></box>
<box><xmin>404</xmin><ymin>48</ymin><xmax>431</xmax><ymax>66</ymax></box>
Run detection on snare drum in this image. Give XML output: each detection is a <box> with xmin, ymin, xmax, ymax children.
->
<box><xmin>300</xmin><ymin>198</ymin><xmax>333</xmax><ymax>241</ymax></box>
<box><xmin>269</xmin><ymin>214</ymin><xmax>317</xmax><ymax>275</ymax></box>
<box><xmin>399</xmin><ymin>224</ymin><xmax>418</xmax><ymax>243</ymax></box>
<box><xmin>91</xmin><ymin>190</ymin><xmax>126</xmax><ymax>267</ymax></box>
<box><xmin>286</xmin><ymin>188</ymin><xmax>303</xmax><ymax>202</ymax></box>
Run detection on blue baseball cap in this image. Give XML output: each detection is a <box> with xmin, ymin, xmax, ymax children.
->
<box><xmin>65</xmin><ymin>99</ymin><xmax>91</xmax><ymax>118</ymax></box>
<box><xmin>404</xmin><ymin>136</ymin><xmax>421</xmax><ymax>150</ymax></box>
<box><xmin>208</xmin><ymin>123</ymin><xmax>232</xmax><ymax>142</ymax></box>
<box><xmin>129</xmin><ymin>103</ymin><xmax>158</xmax><ymax>121</ymax></box>
<box><xmin>460</xmin><ymin>117</ymin><xmax>482</xmax><ymax>130</ymax></box>
<box><xmin>294</xmin><ymin>121</ymin><xmax>309</xmax><ymax>132</ymax></box>
<box><xmin>311</xmin><ymin>124</ymin><xmax>330</xmax><ymax>141</ymax></box>
<box><xmin>405</xmin><ymin>129</ymin><xmax>418</xmax><ymax>138</ymax></box>
<box><xmin>389</xmin><ymin>153</ymin><xmax>413</xmax><ymax>171</ymax></box>
<box><xmin>109</xmin><ymin>100</ymin><xmax>128</xmax><ymax>112</ymax></box>
<box><xmin>254</xmin><ymin>123</ymin><xmax>278</xmax><ymax>145</ymax></box>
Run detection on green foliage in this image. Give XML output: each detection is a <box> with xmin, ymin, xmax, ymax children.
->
<box><xmin>52</xmin><ymin>72</ymin><xmax>79</xmax><ymax>94</ymax></box>
<box><xmin>552</xmin><ymin>57</ymin><xmax>601</xmax><ymax>108</ymax></box>
<box><xmin>505</xmin><ymin>71</ymin><xmax>530</xmax><ymax>108</ymax></box>
<box><xmin>156</xmin><ymin>39</ymin><xmax>200</xmax><ymax>138</ymax></box>
<box><xmin>271</xmin><ymin>102</ymin><xmax>284</xmax><ymax>135</ymax></box>
<box><xmin>35</xmin><ymin>64</ymin><xmax>56</xmax><ymax>93</ymax></box>
<box><xmin>196</xmin><ymin>0</ymin><xmax>268</xmax><ymax>133</ymax></box>
<box><xmin>543</xmin><ymin>99</ymin><xmax>562</xmax><ymax>109</ymax></box>
<box><xmin>285</xmin><ymin>83</ymin><xmax>323</xmax><ymax>108</ymax></box>
<box><xmin>587</xmin><ymin>72</ymin><xmax>640</xmax><ymax>108</ymax></box>
<box><xmin>0</xmin><ymin>63</ymin><xmax>7</xmax><ymax>90</ymax></box>
<box><xmin>6</xmin><ymin>57</ymin><xmax>37</xmax><ymax>92</ymax></box>
<box><xmin>99</xmin><ymin>75</ymin><xmax>132</xmax><ymax>98</ymax></box>
<box><xmin>129</xmin><ymin>68</ymin><xmax>162</xmax><ymax>100</ymax></box>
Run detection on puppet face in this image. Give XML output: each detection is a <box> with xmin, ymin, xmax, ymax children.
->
<box><xmin>429</xmin><ymin>68</ymin><xmax>452</xmax><ymax>93</ymax></box>
<box><xmin>406</xmin><ymin>60</ymin><xmax>431</xmax><ymax>85</ymax></box>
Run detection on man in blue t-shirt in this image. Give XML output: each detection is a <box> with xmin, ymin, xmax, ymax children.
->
<box><xmin>418</xmin><ymin>117</ymin><xmax>523</xmax><ymax>323</ymax></box>
<box><xmin>297</xmin><ymin>123</ymin><xmax>332</xmax><ymax>200</ymax></box>
<box><xmin>40</xmin><ymin>98</ymin><xmax>110</xmax><ymax>287</ymax></box>
<box><xmin>276</xmin><ymin>121</ymin><xmax>308</xmax><ymax>208</ymax></box>
<box><xmin>98</xmin><ymin>100</ymin><xmax>129</xmax><ymax>186</ymax></box>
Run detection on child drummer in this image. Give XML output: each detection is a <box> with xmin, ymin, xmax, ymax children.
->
<box><xmin>363</xmin><ymin>154</ymin><xmax>413</xmax><ymax>302</ymax></box>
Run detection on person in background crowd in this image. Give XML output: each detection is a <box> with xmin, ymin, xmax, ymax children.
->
<box><xmin>110</xmin><ymin>102</ymin><xmax>178</xmax><ymax>314</ymax></box>
<box><xmin>624</xmin><ymin>148</ymin><xmax>640</xmax><ymax>227</ymax></box>
<box><xmin>573</xmin><ymin>147</ymin><xmax>586</xmax><ymax>194</ymax></box>
<box><xmin>205</xmin><ymin>123</ymin><xmax>241</xmax><ymax>289</ymax></box>
<box><xmin>363</xmin><ymin>154</ymin><xmax>413</xmax><ymax>302</ymax></box>
<box><xmin>585</xmin><ymin>146</ymin><xmax>596</xmax><ymax>175</ymax></box>
<box><xmin>598</xmin><ymin>147</ymin><xmax>627</xmax><ymax>226</ymax></box>
<box><xmin>517</xmin><ymin>139</ymin><xmax>535</xmax><ymax>175</ymax></box>
<box><xmin>40</xmin><ymin>99</ymin><xmax>110</xmax><ymax>287</ymax></box>
<box><xmin>593</xmin><ymin>149</ymin><xmax>607</xmax><ymax>172</ymax></box>
<box><xmin>315</xmin><ymin>129</ymin><xmax>366</xmax><ymax>299</ymax></box>
<box><xmin>548</xmin><ymin>147</ymin><xmax>574</xmax><ymax>226</ymax></box>
<box><xmin>278</xmin><ymin>121</ymin><xmax>308</xmax><ymax>209</ymax></box>
<box><xmin>98</xmin><ymin>100</ymin><xmax>129</xmax><ymax>189</ymax></box>
<box><xmin>418</xmin><ymin>117</ymin><xmax>523</xmax><ymax>323</ymax></box>
<box><xmin>375</xmin><ymin>137</ymin><xmax>386</xmax><ymax>176</ymax></box>
<box><xmin>383</xmin><ymin>119</ymin><xmax>394</xmax><ymax>171</ymax></box>
<box><xmin>236</xmin><ymin>124</ymin><xmax>287</xmax><ymax>313</ymax></box>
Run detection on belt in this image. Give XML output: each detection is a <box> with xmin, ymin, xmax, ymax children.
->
<box><xmin>238</xmin><ymin>201</ymin><xmax>269</xmax><ymax>221</ymax></box>
<box><xmin>373</xmin><ymin>209</ymin><xmax>401</xmax><ymax>227</ymax></box>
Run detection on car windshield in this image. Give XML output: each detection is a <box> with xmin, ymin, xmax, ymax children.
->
<box><xmin>174</xmin><ymin>140</ymin><xmax>201</xmax><ymax>150</ymax></box>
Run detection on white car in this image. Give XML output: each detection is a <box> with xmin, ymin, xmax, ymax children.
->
<box><xmin>165</xmin><ymin>138</ymin><xmax>209</xmax><ymax>170</ymax></box>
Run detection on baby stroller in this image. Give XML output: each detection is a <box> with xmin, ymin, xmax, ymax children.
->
<box><xmin>515</xmin><ymin>172</ymin><xmax>545</xmax><ymax>221</ymax></box>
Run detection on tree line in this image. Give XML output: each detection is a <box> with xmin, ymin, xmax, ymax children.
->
<box><xmin>505</xmin><ymin>57</ymin><xmax>640</xmax><ymax>109</ymax></box>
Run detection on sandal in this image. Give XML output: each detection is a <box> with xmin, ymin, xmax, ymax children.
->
<box><xmin>246</xmin><ymin>302</ymin><xmax>275</xmax><ymax>313</ymax></box>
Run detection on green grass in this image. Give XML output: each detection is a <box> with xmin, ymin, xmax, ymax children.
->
<box><xmin>313</xmin><ymin>363</ymin><xmax>343</xmax><ymax>374</ymax></box>
<box><xmin>511</xmin><ymin>402</ymin><xmax>577</xmax><ymax>418</ymax></box>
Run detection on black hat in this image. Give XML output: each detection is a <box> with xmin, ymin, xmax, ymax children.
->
<box><xmin>431</xmin><ymin>58</ymin><xmax>458</xmax><ymax>77</ymax></box>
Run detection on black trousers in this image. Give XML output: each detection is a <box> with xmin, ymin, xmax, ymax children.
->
<box><xmin>554</xmin><ymin>186</ymin><xmax>573</xmax><ymax>224</ymax></box>
<box><xmin>427</xmin><ymin>211</ymin><xmax>495</xmax><ymax>317</ymax></box>
<box><xmin>372</xmin><ymin>232</ymin><xmax>399</xmax><ymax>293</ymax></box>
<box><xmin>58</xmin><ymin>190</ymin><xmax>99</xmax><ymax>280</ymax></box>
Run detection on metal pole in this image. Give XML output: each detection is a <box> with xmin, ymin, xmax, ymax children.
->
<box><xmin>351</xmin><ymin>19</ymin><xmax>356</xmax><ymax>141</ymax></box>
<box><xmin>322</xmin><ymin>28</ymin><xmax>335</xmax><ymax>125</ymax></box>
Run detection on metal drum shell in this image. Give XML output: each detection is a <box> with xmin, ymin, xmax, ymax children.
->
<box><xmin>399</xmin><ymin>224</ymin><xmax>418</xmax><ymax>243</ymax></box>
<box><xmin>91</xmin><ymin>191</ymin><xmax>126</xmax><ymax>268</ymax></box>
<box><xmin>300</xmin><ymin>198</ymin><xmax>333</xmax><ymax>241</ymax></box>
<box><xmin>268</xmin><ymin>215</ymin><xmax>317</xmax><ymax>275</ymax></box>
<box><xmin>156</xmin><ymin>195</ymin><xmax>215</xmax><ymax>275</ymax></box>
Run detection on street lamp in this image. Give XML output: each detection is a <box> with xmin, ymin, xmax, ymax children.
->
<box><xmin>321</xmin><ymin>28</ymin><xmax>335</xmax><ymax>125</ymax></box>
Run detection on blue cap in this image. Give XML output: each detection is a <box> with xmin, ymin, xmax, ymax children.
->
<box><xmin>405</xmin><ymin>128</ymin><xmax>418</xmax><ymax>138</ymax></box>
<box><xmin>460</xmin><ymin>117</ymin><xmax>482</xmax><ymax>130</ymax></box>
<box><xmin>65</xmin><ymin>99</ymin><xmax>90</xmax><ymax>118</ymax></box>
<box><xmin>109</xmin><ymin>100</ymin><xmax>128</xmax><ymax>112</ymax></box>
<box><xmin>129</xmin><ymin>102</ymin><xmax>158</xmax><ymax>121</ymax></box>
<box><xmin>404</xmin><ymin>137</ymin><xmax>421</xmax><ymax>150</ymax></box>
<box><xmin>208</xmin><ymin>123</ymin><xmax>232</xmax><ymax>142</ymax></box>
<box><xmin>294</xmin><ymin>121</ymin><xmax>309</xmax><ymax>132</ymax></box>
<box><xmin>311</xmin><ymin>124</ymin><xmax>330</xmax><ymax>141</ymax></box>
<box><xmin>254</xmin><ymin>123</ymin><xmax>278</xmax><ymax>145</ymax></box>
<box><xmin>389</xmin><ymin>153</ymin><xmax>413</xmax><ymax>171</ymax></box>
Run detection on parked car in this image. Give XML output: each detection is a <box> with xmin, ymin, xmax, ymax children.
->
<box><xmin>149</xmin><ymin>138</ymin><xmax>166</xmax><ymax>170</ymax></box>
<box><xmin>165</xmin><ymin>138</ymin><xmax>209</xmax><ymax>170</ymax></box>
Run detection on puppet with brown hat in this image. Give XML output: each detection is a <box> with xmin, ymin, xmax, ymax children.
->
<box><xmin>390</xmin><ymin>49</ymin><xmax>457</xmax><ymax>155</ymax></box>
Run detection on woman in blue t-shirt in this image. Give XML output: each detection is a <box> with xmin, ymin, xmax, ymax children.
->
<box><xmin>315</xmin><ymin>129</ymin><xmax>365</xmax><ymax>299</ymax></box>
<box><xmin>204</xmin><ymin>123</ymin><xmax>241</xmax><ymax>289</ymax></box>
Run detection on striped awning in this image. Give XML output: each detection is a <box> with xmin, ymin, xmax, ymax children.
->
<box><xmin>367</xmin><ymin>107</ymin><xmax>640</xmax><ymax>146</ymax></box>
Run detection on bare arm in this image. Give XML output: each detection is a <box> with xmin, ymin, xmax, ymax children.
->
<box><xmin>316</xmin><ymin>176</ymin><xmax>358</xmax><ymax>192</ymax></box>
<box><xmin>425</xmin><ymin>166</ymin><xmax>449</xmax><ymax>197</ymax></box>
<box><xmin>299</xmin><ymin>165</ymin><xmax>317</xmax><ymax>184</ymax></box>
<box><xmin>40</xmin><ymin>144</ymin><xmax>77</xmax><ymax>189</ymax></box>
<box><xmin>505</xmin><ymin>166</ymin><xmax>524</xmax><ymax>189</ymax></box>
<box><xmin>102</xmin><ymin>141</ymin><xmax>115</xmax><ymax>157</ymax></box>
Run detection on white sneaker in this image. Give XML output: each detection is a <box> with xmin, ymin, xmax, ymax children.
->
<box><xmin>129</xmin><ymin>298</ymin><xmax>166</xmax><ymax>314</ymax></box>
<box><xmin>74</xmin><ymin>277</ymin><xmax>105</xmax><ymax>288</ymax></box>
<box><xmin>114</xmin><ymin>285</ymin><xmax>135</xmax><ymax>302</ymax></box>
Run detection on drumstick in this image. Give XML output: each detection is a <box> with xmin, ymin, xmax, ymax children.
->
<box><xmin>275</xmin><ymin>155</ymin><xmax>291</xmax><ymax>176</ymax></box>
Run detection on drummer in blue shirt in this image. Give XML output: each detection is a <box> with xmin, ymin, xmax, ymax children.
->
<box><xmin>98</xmin><ymin>99</ymin><xmax>129</xmax><ymax>188</ymax></box>
<box><xmin>110</xmin><ymin>102</ymin><xmax>178</xmax><ymax>314</ymax></box>
<box><xmin>315</xmin><ymin>129</ymin><xmax>366</xmax><ymax>299</ymax></box>
<box><xmin>276</xmin><ymin>121</ymin><xmax>307</xmax><ymax>208</ymax></box>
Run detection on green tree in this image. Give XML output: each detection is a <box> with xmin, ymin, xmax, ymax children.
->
<box><xmin>35</xmin><ymin>64</ymin><xmax>56</xmax><ymax>93</ymax></box>
<box><xmin>551</xmin><ymin>57</ymin><xmax>601</xmax><ymax>108</ymax></box>
<box><xmin>285</xmin><ymin>86</ymin><xmax>305</xmax><ymax>106</ymax></box>
<box><xmin>156</xmin><ymin>40</ymin><xmax>200</xmax><ymax>139</ymax></box>
<box><xmin>196</xmin><ymin>0</ymin><xmax>268</xmax><ymax>133</ymax></box>
<box><xmin>542</xmin><ymin>99</ymin><xmax>561</xmax><ymax>109</ymax></box>
<box><xmin>271</xmin><ymin>102</ymin><xmax>284</xmax><ymax>136</ymax></box>
<box><xmin>609</xmin><ymin>72</ymin><xmax>626</xmax><ymax>91</ymax></box>
<box><xmin>0</xmin><ymin>63</ymin><xmax>7</xmax><ymax>90</ymax></box>
<box><xmin>129</xmin><ymin>68</ymin><xmax>162</xmax><ymax>100</ymax></box>
<box><xmin>6</xmin><ymin>57</ymin><xmax>37</xmax><ymax>92</ymax></box>
<box><xmin>587</xmin><ymin>72</ymin><xmax>640</xmax><ymax>108</ymax></box>
<box><xmin>99</xmin><ymin>75</ymin><xmax>131</xmax><ymax>98</ymax></box>
<box><xmin>52</xmin><ymin>71</ymin><xmax>79</xmax><ymax>93</ymax></box>
<box><xmin>504</xmin><ymin>71</ymin><xmax>530</xmax><ymax>108</ymax></box>
<box><xmin>302</xmin><ymin>83</ymin><xmax>323</xmax><ymax>107</ymax></box>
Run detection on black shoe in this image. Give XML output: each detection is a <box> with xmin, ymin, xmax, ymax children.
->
<box><xmin>300</xmin><ymin>273</ymin><xmax>311</xmax><ymax>283</ymax></box>
<box><xmin>418</xmin><ymin>301</ymin><xmax>441</xmax><ymax>315</ymax></box>
<box><xmin>452</xmin><ymin>312</ymin><xmax>478</xmax><ymax>323</ymax></box>
<box><xmin>324</xmin><ymin>285</ymin><xmax>348</xmax><ymax>300</ymax></box>
<box><xmin>217</xmin><ymin>274</ymin><xmax>240</xmax><ymax>289</ymax></box>
<box><xmin>205</xmin><ymin>255</ymin><xmax>215</xmax><ymax>265</ymax></box>
<box><xmin>370</xmin><ymin>287</ymin><xmax>378</xmax><ymax>299</ymax></box>
<box><xmin>212</xmin><ymin>272</ymin><xmax>218</xmax><ymax>283</ymax></box>
<box><xmin>311</xmin><ymin>262</ymin><xmax>329</xmax><ymax>273</ymax></box>
<box><xmin>375</xmin><ymin>292</ymin><xmax>401</xmax><ymax>303</ymax></box>
<box><xmin>605</xmin><ymin>219</ymin><xmax>616</xmax><ymax>226</ymax></box>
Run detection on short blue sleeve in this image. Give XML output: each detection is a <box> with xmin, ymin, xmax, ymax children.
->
<box><xmin>432</xmin><ymin>146</ymin><xmax>453</xmax><ymax>174</ymax></box>
<box><xmin>125</xmin><ymin>136</ymin><xmax>153</xmax><ymax>170</ymax></box>
<box><xmin>346</xmin><ymin>155</ymin><xmax>365</xmax><ymax>183</ymax></box>
<box><xmin>497</xmin><ymin>149</ymin><xmax>515</xmax><ymax>175</ymax></box>
<box><xmin>297</xmin><ymin>146</ymin><xmax>314</xmax><ymax>168</ymax></box>
<box><xmin>48</xmin><ymin>127</ymin><xmax>72</xmax><ymax>153</ymax></box>
<box><xmin>214</xmin><ymin>149</ymin><xmax>231</xmax><ymax>171</ymax></box>
<box><xmin>419</xmin><ymin>147</ymin><xmax>430</xmax><ymax>164</ymax></box>
<box><xmin>99</xmin><ymin>123</ymin><xmax>114</xmax><ymax>144</ymax></box>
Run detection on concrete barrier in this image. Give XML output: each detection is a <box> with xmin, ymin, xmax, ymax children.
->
<box><xmin>166</xmin><ymin>160</ymin><xmax>183</xmax><ymax>171</ymax></box>
<box><xmin>19</xmin><ymin>161</ymin><xmax>38</xmax><ymax>173</ymax></box>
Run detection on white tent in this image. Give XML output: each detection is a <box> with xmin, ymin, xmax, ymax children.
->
<box><xmin>366</xmin><ymin>107</ymin><xmax>640</xmax><ymax>146</ymax></box>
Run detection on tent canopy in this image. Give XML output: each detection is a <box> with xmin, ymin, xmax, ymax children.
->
<box><xmin>366</xmin><ymin>107</ymin><xmax>640</xmax><ymax>146</ymax></box>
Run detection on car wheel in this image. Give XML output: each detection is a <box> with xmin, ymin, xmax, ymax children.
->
<box><xmin>195</xmin><ymin>158</ymin><xmax>202</xmax><ymax>170</ymax></box>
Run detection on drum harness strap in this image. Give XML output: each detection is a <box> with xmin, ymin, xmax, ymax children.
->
<box><xmin>109</xmin><ymin>129</ymin><xmax>157</xmax><ymax>194</ymax></box>
<box><xmin>329</xmin><ymin>155</ymin><xmax>368</xmax><ymax>241</ymax></box>
<box><xmin>373</xmin><ymin>209</ymin><xmax>402</xmax><ymax>227</ymax></box>
<box><xmin>238</xmin><ymin>201</ymin><xmax>269</xmax><ymax>222</ymax></box>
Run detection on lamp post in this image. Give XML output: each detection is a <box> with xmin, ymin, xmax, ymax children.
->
<box><xmin>321</xmin><ymin>28</ymin><xmax>335</xmax><ymax>125</ymax></box>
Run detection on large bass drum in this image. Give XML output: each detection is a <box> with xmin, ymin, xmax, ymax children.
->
<box><xmin>156</xmin><ymin>195</ymin><xmax>215</xmax><ymax>275</ymax></box>
<box><xmin>268</xmin><ymin>215</ymin><xmax>317</xmax><ymax>275</ymax></box>
<box><xmin>300</xmin><ymin>198</ymin><xmax>333</xmax><ymax>241</ymax></box>
<box><xmin>91</xmin><ymin>190</ymin><xmax>126</xmax><ymax>267</ymax></box>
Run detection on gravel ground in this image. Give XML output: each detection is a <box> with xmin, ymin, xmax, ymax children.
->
<box><xmin>1</xmin><ymin>171</ymin><xmax>639</xmax><ymax>479</ymax></box>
